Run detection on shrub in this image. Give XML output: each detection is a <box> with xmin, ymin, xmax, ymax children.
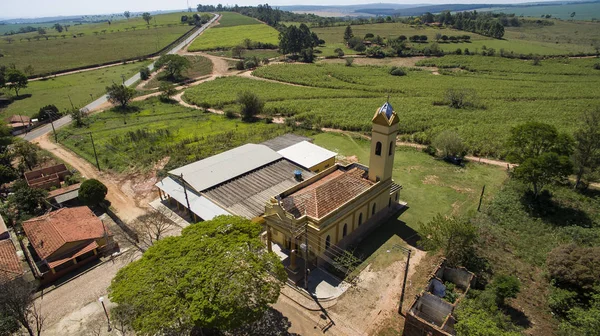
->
<box><xmin>139</xmin><ymin>67</ymin><xmax>151</xmax><ymax>80</ymax></box>
<box><xmin>492</xmin><ymin>275</ymin><xmax>520</xmax><ymax>305</ymax></box>
<box><xmin>455</xmin><ymin>48</ymin><xmax>462</xmax><ymax>55</ymax></box>
<box><xmin>345</xmin><ymin>58</ymin><xmax>354</xmax><ymax>67</ymax></box>
<box><xmin>354</xmin><ymin>43</ymin><xmax>366</xmax><ymax>52</ymax></box>
<box><xmin>235</xmin><ymin>60</ymin><xmax>245</xmax><ymax>70</ymax></box>
<box><xmin>418</xmin><ymin>215</ymin><xmax>477</xmax><ymax>267</ymax></box>
<box><xmin>389</xmin><ymin>66</ymin><xmax>407</xmax><ymax>76</ymax></box>
<box><xmin>548</xmin><ymin>287</ymin><xmax>578</xmax><ymax>316</ymax></box>
<box><xmin>433</xmin><ymin>130</ymin><xmax>466</xmax><ymax>158</ymax></box>
<box><xmin>445</xmin><ymin>88</ymin><xmax>477</xmax><ymax>109</ymax></box>
<box><xmin>224</xmin><ymin>109</ymin><xmax>237</xmax><ymax>119</ymax></box>
<box><xmin>237</xmin><ymin>91</ymin><xmax>264</xmax><ymax>122</ymax></box>
<box><xmin>593</xmin><ymin>63</ymin><xmax>600</xmax><ymax>70</ymax></box>
<box><xmin>423</xmin><ymin>145</ymin><xmax>437</xmax><ymax>156</ymax></box>
<box><xmin>79</xmin><ymin>179</ymin><xmax>108</xmax><ymax>207</ymax></box>
<box><xmin>244</xmin><ymin>59</ymin><xmax>257</xmax><ymax>69</ymax></box>
<box><xmin>547</xmin><ymin>244</ymin><xmax>600</xmax><ymax>292</ymax></box>
<box><xmin>334</xmin><ymin>48</ymin><xmax>344</xmax><ymax>57</ymax></box>
<box><xmin>532</xmin><ymin>57</ymin><xmax>542</xmax><ymax>66</ymax></box>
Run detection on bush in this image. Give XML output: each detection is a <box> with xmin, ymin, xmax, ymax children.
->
<box><xmin>139</xmin><ymin>67</ymin><xmax>151</xmax><ymax>80</ymax></box>
<box><xmin>354</xmin><ymin>43</ymin><xmax>366</xmax><ymax>52</ymax></box>
<box><xmin>389</xmin><ymin>66</ymin><xmax>407</xmax><ymax>76</ymax></box>
<box><xmin>492</xmin><ymin>275</ymin><xmax>520</xmax><ymax>306</ymax></box>
<box><xmin>433</xmin><ymin>130</ymin><xmax>466</xmax><ymax>158</ymax></box>
<box><xmin>548</xmin><ymin>287</ymin><xmax>578</xmax><ymax>316</ymax></box>
<box><xmin>423</xmin><ymin>145</ymin><xmax>437</xmax><ymax>156</ymax></box>
<box><xmin>547</xmin><ymin>244</ymin><xmax>600</xmax><ymax>292</ymax></box>
<box><xmin>224</xmin><ymin>109</ymin><xmax>237</xmax><ymax>119</ymax></box>
<box><xmin>334</xmin><ymin>48</ymin><xmax>344</xmax><ymax>57</ymax></box>
<box><xmin>244</xmin><ymin>59</ymin><xmax>257</xmax><ymax>69</ymax></box>
<box><xmin>345</xmin><ymin>58</ymin><xmax>354</xmax><ymax>67</ymax></box>
<box><xmin>532</xmin><ymin>57</ymin><xmax>542</xmax><ymax>66</ymax></box>
<box><xmin>235</xmin><ymin>60</ymin><xmax>245</xmax><ymax>70</ymax></box>
<box><xmin>593</xmin><ymin>63</ymin><xmax>600</xmax><ymax>70</ymax></box>
<box><xmin>79</xmin><ymin>179</ymin><xmax>108</xmax><ymax>207</ymax></box>
<box><xmin>456</xmin><ymin>48</ymin><xmax>462</xmax><ymax>55</ymax></box>
<box><xmin>418</xmin><ymin>215</ymin><xmax>477</xmax><ymax>267</ymax></box>
<box><xmin>237</xmin><ymin>91</ymin><xmax>264</xmax><ymax>122</ymax></box>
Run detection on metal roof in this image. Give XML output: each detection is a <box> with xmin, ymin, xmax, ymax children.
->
<box><xmin>277</xmin><ymin>141</ymin><xmax>337</xmax><ymax>170</ymax></box>
<box><xmin>168</xmin><ymin>144</ymin><xmax>282</xmax><ymax>193</ymax></box>
<box><xmin>155</xmin><ymin>177</ymin><xmax>230</xmax><ymax>221</ymax></box>
<box><xmin>261</xmin><ymin>134</ymin><xmax>312</xmax><ymax>151</ymax></box>
<box><xmin>53</xmin><ymin>189</ymin><xmax>80</xmax><ymax>204</ymax></box>
<box><xmin>378</xmin><ymin>102</ymin><xmax>394</xmax><ymax>119</ymax></box>
<box><xmin>204</xmin><ymin>160</ymin><xmax>315</xmax><ymax>219</ymax></box>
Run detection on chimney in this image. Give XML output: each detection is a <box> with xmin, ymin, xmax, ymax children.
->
<box><xmin>294</xmin><ymin>170</ymin><xmax>303</xmax><ymax>181</ymax></box>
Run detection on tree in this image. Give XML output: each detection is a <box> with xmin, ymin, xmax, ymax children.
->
<box><xmin>492</xmin><ymin>275</ymin><xmax>520</xmax><ymax>306</ymax></box>
<box><xmin>109</xmin><ymin>215</ymin><xmax>286</xmax><ymax>334</ymax></box>
<box><xmin>129</xmin><ymin>209</ymin><xmax>178</xmax><ymax>252</ymax></box>
<box><xmin>106</xmin><ymin>83</ymin><xmax>135</xmax><ymax>108</ymax></box>
<box><xmin>559</xmin><ymin>294</ymin><xmax>600</xmax><ymax>336</ymax></box>
<box><xmin>5</xmin><ymin>37</ymin><xmax>14</xmax><ymax>44</ymax></box>
<box><xmin>154</xmin><ymin>54</ymin><xmax>190</xmax><ymax>79</ymax></box>
<box><xmin>37</xmin><ymin>104</ymin><xmax>59</xmax><ymax>122</ymax></box>
<box><xmin>570</xmin><ymin>12</ymin><xmax>576</xmax><ymax>19</ymax></box>
<box><xmin>507</xmin><ymin>122</ymin><xmax>572</xmax><ymax>163</ymax></box>
<box><xmin>572</xmin><ymin>108</ymin><xmax>600</xmax><ymax>189</ymax></box>
<box><xmin>513</xmin><ymin>152</ymin><xmax>572</xmax><ymax>197</ymax></box>
<box><xmin>124</xmin><ymin>11</ymin><xmax>131</xmax><ymax>19</ymax></box>
<box><xmin>79</xmin><ymin>179</ymin><xmax>108</xmax><ymax>207</ymax></box>
<box><xmin>142</xmin><ymin>12</ymin><xmax>152</xmax><ymax>25</ymax></box>
<box><xmin>435</xmin><ymin>32</ymin><xmax>442</xmax><ymax>42</ymax></box>
<box><xmin>238</xmin><ymin>91</ymin><xmax>264</xmax><ymax>122</ymax></box>
<box><xmin>139</xmin><ymin>66</ymin><xmax>150</xmax><ymax>80</ymax></box>
<box><xmin>0</xmin><ymin>277</ymin><xmax>45</xmax><ymax>336</ymax></box>
<box><xmin>418</xmin><ymin>214</ymin><xmax>477</xmax><ymax>267</ymax></box>
<box><xmin>159</xmin><ymin>82</ymin><xmax>176</xmax><ymax>102</ymax></box>
<box><xmin>23</xmin><ymin>65</ymin><xmax>34</xmax><ymax>76</ymax></box>
<box><xmin>36</xmin><ymin>27</ymin><xmax>46</xmax><ymax>36</ymax></box>
<box><xmin>12</xmin><ymin>141</ymin><xmax>39</xmax><ymax>171</ymax></box>
<box><xmin>278</xmin><ymin>24</ymin><xmax>318</xmax><ymax>56</ymax></box>
<box><xmin>6</xmin><ymin>69</ymin><xmax>28</xmax><ymax>97</ymax></box>
<box><xmin>232</xmin><ymin>45</ymin><xmax>245</xmax><ymax>59</ymax></box>
<box><xmin>547</xmin><ymin>244</ymin><xmax>600</xmax><ymax>293</ymax></box>
<box><xmin>53</xmin><ymin>23</ymin><xmax>63</xmax><ymax>33</ymax></box>
<box><xmin>6</xmin><ymin>180</ymin><xmax>48</xmax><ymax>219</ymax></box>
<box><xmin>433</xmin><ymin>130</ymin><xmax>465</xmax><ymax>158</ymax></box>
<box><xmin>70</xmin><ymin>108</ymin><xmax>87</xmax><ymax>127</ymax></box>
<box><xmin>343</xmin><ymin>25</ymin><xmax>354</xmax><ymax>42</ymax></box>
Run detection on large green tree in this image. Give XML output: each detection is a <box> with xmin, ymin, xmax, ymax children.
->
<box><xmin>142</xmin><ymin>12</ymin><xmax>152</xmax><ymax>25</ymax></box>
<box><xmin>507</xmin><ymin>122</ymin><xmax>573</xmax><ymax>197</ymax></box>
<box><xmin>78</xmin><ymin>179</ymin><xmax>108</xmax><ymax>207</ymax></box>
<box><xmin>278</xmin><ymin>24</ymin><xmax>319</xmax><ymax>58</ymax></box>
<box><xmin>154</xmin><ymin>54</ymin><xmax>190</xmax><ymax>80</ymax></box>
<box><xmin>109</xmin><ymin>215</ymin><xmax>286</xmax><ymax>335</ymax></box>
<box><xmin>418</xmin><ymin>214</ymin><xmax>477</xmax><ymax>267</ymax></box>
<box><xmin>6</xmin><ymin>69</ymin><xmax>28</xmax><ymax>97</ymax></box>
<box><xmin>106</xmin><ymin>83</ymin><xmax>135</xmax><ymax>108</ymax></box>
<box><xmin>572</xmin><ymin>108</ymin><xmax>600</xmax><ymax>189</ymax></box>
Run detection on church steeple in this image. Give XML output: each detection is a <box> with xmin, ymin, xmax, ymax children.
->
<box><xmin>368</xmin><ymin>101</ymin><xmax>399</xmax><ymax>182</ymax></box>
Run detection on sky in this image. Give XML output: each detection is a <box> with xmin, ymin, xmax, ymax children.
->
<box><xmin>2</xmin><ymin>0</ymin><xmax>563</xmax><ymax>19</ymax></box>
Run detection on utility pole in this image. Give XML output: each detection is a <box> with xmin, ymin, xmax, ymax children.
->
<box><xmin>398</xmin><ymin>249</ymin><xmax>412</xmax><ymax>316</ymax></box>
<box><xmin>89</xmin><ymin>132</ymin><xmax>101</xmax><ymax>171</ymax></box>
<box><xmin>48</xmin><ymin>111</ymin><xmax>58</xmax><ymax>143</ymax></box>
<box><xmin>477</xmin><ymin>185</ymin><xmax>486</xmax><ymax>212</ymax></box>
<box><xmin>67</xmin><ymin>95</ymin><xmax>75</xmax><ymax>110</ymax></box>
<box><xmin>180</xmin><ymin>173</ymin><xmax>192</xmax><ymax>219</ymax></box>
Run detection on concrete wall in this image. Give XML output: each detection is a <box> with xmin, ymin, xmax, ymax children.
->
<box><xmin>434</xmin><ymin>266</ymin><xmax>474</xmax><ymax>290</ymax></box>
<box><xmin>410</xmin><ymin>293</ymin><xmax>453</xmax><ymax>327</ymax></box>
<box><xmin>309</xmin><ymin>157</ymin><xmax>335</xmax><ymax>173</ymax></box>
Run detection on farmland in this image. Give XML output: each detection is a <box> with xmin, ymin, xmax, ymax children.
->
<box><xmin>188</xmin><ymin>12</ymin><xmax>279</xmax><ymax>51</ymax></box>
<box><xmin>313</xmin><ymin>132</ymin><xmax>507</xmax><ymax>230</ymax></box>
<box><xmin>184</xmin><ymin>55</ymin><xmax>600</xmax><ymax>157</ymax></box>
<box><xmin>491</xmin><ymin>2</ymin><xmax>600</xmax><ymax>20</ymax></box>
<box><xmin>56</xmin><ymin>98</ymin><xmax>307</xmax><ymax>173</ymax></box>
<box><xmin>311</xmin><ymin>19</ymin><xmax>600</xmax><ymax>56</ymax></box>
<box><xmin>0</xmin><ymin>60</ymin><xmax>149</xmax><ymax>119</ymax></box>
<box><xmin>0</xmin><ymin>12</ymin><xmax>195</xmax><ymax>75</ymax></box>
<box><xmin>143</xmin><ymin>55</ymin><xmax>213</xmax><ymax>89</ymax></box>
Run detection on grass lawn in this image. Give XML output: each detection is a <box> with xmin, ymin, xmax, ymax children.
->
<box><xmin>0</xmin><ymin>12</ymin><xmax>196</xmax><ymax>75</ymax></box>
<box><xmin>313</xmin><ymin>132</ymin><xmax>508</xmax><ymax>231</ymax></box>
<box><xmin>144</xmin><ymin>55</ymin><xmax>213</xmax><ymax>89</ymax></box>
<box><xmin>56</xmin><ymin>98</ymin><xmax>310</xmax><ymax>173</ymax></box>
<box><xmin>0</xmin><ymin>60</ymin><xmax>150</xmax><ymax>119</ymax></box>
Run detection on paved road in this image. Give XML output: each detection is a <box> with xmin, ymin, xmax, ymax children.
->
<box><xmin>20</xmin><ymin>14</ymin><xmax>219</xmax><ymax>142</ymax></box>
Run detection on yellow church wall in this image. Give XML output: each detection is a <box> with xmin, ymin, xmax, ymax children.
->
<box><xmin>309</xmin><ymin>157</ymin><xmax>335</xmax><ymax>173</ymax></box>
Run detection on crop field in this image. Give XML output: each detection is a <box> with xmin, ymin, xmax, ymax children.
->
<box><xmin>185</xmin><ymin>55</ymin><xmax>600</xmax><ymax>157</ymax></box>
<box><xmin>312</xmin><ymin>20</ymin><xmax>599</xmax><ymax>56</ymax></box>
<box><xmin>313</xmin><ymin>133</ymin><xmax>507</xmax><ymax>230</ymax></box>
<box><xmin>0</xmin><ymin>60</ymin><xmax>149</xmax><ymax>119</ymax></box>
<box><xmin>491</xmin><ymin>2</ymin><xmax>600</xmax><ymax>20</ymax></box>
<box><xmin>206</xmin><ymin>48</ymin><xmax>281</xmax><ymax>59</ymax></box>
<box><xmin>56</xmin><ymin>98</ymin><xmax>306</xmax><ymax>172</ymax></box>
<box><xmin>213</xmin><ymin>12</ymin><xmax>262</xmax><ymax>28</ymax></box>
<box><xmin>0</xmin><ymin>12</ymin><xmax>194</xmax><ymax>75</ymax></box>
<box><xmin>188</xmin><ymin>12</ymin><xmax>279</xmax><ymax>51</ymax></box>
<box><xmin>144</xmin><ymin>55</ymin><xmax>213</xmax><ymax>89</ymax></box>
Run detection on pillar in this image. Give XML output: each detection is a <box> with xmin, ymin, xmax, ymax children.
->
<box><xmin>290</xmin><ymin>249</ymin><xmax>297</xmax><ymax>271</ymax></box>
<box><xmin>266</xmin><ymin>226</ymin><xmax>272</xmax><ymax>252</ymax></box>
<box><xmin>73</xmin><ymin>259</ymin><xmax>78</xmax><ymax>265</ymax></box>
<box><xmin>159</xmin><ymin>189</ymin><xmax>164</xmax><ymax>201</ymax></box>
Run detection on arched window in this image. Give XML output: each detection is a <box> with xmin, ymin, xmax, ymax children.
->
<box><xmin>375</xmin><ymin>142</ymin><xmax>382</xmax><ymax>156</ymax></box>
<box><xmin>343</xmin><ymin>224</ymin><xmax>348</xmax><ymax>238</ymax></box>
<box><xmin>325</xmin><ymin>235</ymin><xmax>331</xmax><ymax>250</ymax></box>
<box><xmin>372</xmin><ymin>203</ymin><xmax>376</xmax><ymax>215</ymax></box>
<box><xmin>358</xmin><ymin>213</ymin><xmax>363</xmax><ymax>226</ymax></box>
<box><xmin>389</xmin><ymin>141</ymin><xmax>394</xmax><ymax>156</ymax></box>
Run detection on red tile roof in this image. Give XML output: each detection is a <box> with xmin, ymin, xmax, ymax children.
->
<box><xmin>0</xmin><ymin>240</ymin><xmax>23</xmax><ymax>282</ymax></box>
<box><xmin>8</xmin><ymin>115</ymin><xmax>30</xmax><ymax>124</ymax></box>
<box><xmin>22</xmin><ymin>207</ymin><xmax>108</xmax><ymax>261</ymax></box>
<box><xmin>283</xmin><ymin>167</ymin><xmax>374</xmax><ymax>219</ymax></box>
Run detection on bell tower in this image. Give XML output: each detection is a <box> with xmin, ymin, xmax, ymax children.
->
<box><xmin>368</xmin><ymin>101</ymin><xmax>399</xmax><ymax>183</ymax></box>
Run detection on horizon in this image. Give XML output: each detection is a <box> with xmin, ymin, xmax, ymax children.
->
<box><xmin>1</xmin><ymin>0</ymin><xmax>582</xmax><ymax>20</ymax></box>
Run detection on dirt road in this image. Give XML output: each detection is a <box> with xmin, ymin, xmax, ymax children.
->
<box><xmin>34</xmin><ymin>134</ymin><xmax>147</xmax><ymax>223</ymax></box>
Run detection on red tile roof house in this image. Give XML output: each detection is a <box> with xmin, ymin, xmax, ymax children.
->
<box><xmin>0</xmin><ymin>239</ymin><xmax>24</xmax><ymax>283</ymax></box>
<box><xmin>22</xmin><ymin>207</ymin><xmax>114</xmax><ymax>284</ymax></box>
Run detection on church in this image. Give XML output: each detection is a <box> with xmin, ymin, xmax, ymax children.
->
<box><xmin>263</xmin><ymin>101</ymin><xmax>404</xmax><ymax>267</ymax></box>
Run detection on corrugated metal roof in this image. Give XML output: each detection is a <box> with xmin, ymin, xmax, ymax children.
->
<box><xmin>53</xmin><ymin>189</ymin><xmax>79</xmax><ymax>204</ymax></box>
<box><xmin>261</xmin><ymin>134</ymin><xmax>313</xmax><ymax>151</ymax></box>
<box><xmin>379</xmin><ymin>102</ymin><xmax>394</xmax><ymax>119</ymax></box>
<box><xmin>277</xmin><ymin>141</ymin><xmax>337</xmax><ymax>170</ymax></box>
<box><xmin>204</xmin><ymin>160</ymin><xmax>315</xmax><ymax>219</ymax></box>
<box><xmin>155</xmin><ymin>177</ymin><xmax>230</xmax><ymax>221</ymax></box>
<box><xmin>168</xmin><ymin>144</ymin><xmax>282</xmax><ymax>193</ymax></box>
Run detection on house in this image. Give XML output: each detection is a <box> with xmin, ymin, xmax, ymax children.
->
<box><xmin>24</xmin><ymin>164</ymin><xmax>72</xmax><ymax>190</ymax></box>
<box><xmin>0</xmin><ymin>239</ymin><xmax>24</xmax><ymax>283</ymax></box>
<box><xmin>403</xmin><ymin>260</ymin><xmax>475</xmax><ymax>336</ymax></box>
<box><xmin>22</xmin><ymin>207</ymin><xmax>113</xmax><ymax>284</ymax></box>
<box><xmin>263</xmin><ymin>102</ymin><xmax>404</xmax><ymax>269</ymax></box>
<box><xmin>7</xmin><ymin>114</ymin><xmax>31</xmax><ymax>129</ymax></box>
<box><xmin>155</xmin><ymin>134</ymin><xmax>335</xmax><ymax>221</ymax></box>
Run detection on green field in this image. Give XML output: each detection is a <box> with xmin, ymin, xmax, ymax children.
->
<box><xmin>188</xmin><ymin>12</ymin><xmax>279</xmax><ymax>51</ymax></box>
<box><xmin>184</xmin><ymin>55</ymin><xmax>600</xmax><ymax>158</ymax></box>
<box><xmin>144</xmin><ymin>55</ymin><xmax>213</xmax><ymax>89</ymax></box>
<box><xmin>491</xmin><ymin>2</ymin><xmax>600</xmax><ymax>20</ymax></box>
<box><xmin>56</xmin><ymin>98</ymin><xmax>306</xmax><ymax>172</ymax></box>
<box><xmin>313</xmin><ymin>133</ymin><xmax>507</xmax><ymax>230</ymax></box>
<box><xmin>0</xmin><ymin>12</ymin><xmax>195</xmax><ymax>75</ymax></box>
<box><xmin>206</xmin><ymin>48</ymin><xmax>281</xmax><ymax>59</ymax></box>
<box><xmin>312</xmin><ymin>20</ymin><xmax>600</xmax><ymax>56</ymax></box>
<box><xmin>0</xmin><ymin>61</ymin><xmax>149</xmax><ymax>119</ymax></box>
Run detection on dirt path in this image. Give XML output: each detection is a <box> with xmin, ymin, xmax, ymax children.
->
<box><xmin>33</xmin><ymin>134</ymin><xmax>148</xmax><ymax>223</ymax></box>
